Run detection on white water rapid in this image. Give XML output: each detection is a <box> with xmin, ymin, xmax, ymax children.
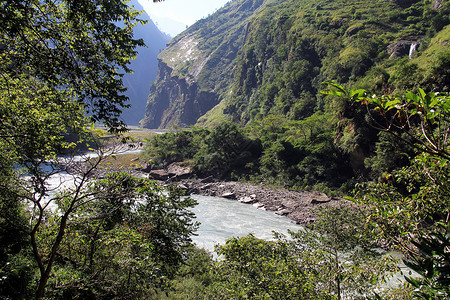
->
<box><xmin>42</xmin><ymin>152</ymin><xmax>301</xmax><ymax>253</ymax></box>
<box><xmin>189</xmin><ymin>194</ymin><xmax>301</xmax><ymax>252</ymax></box>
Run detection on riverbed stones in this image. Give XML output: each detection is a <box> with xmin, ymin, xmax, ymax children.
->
<box><xmin>172</xmin><ymin>179</ymin><xmax>349</xmax><ymax>225</ymax></box>
<box><xmin>167</xmin><ymin>162</ymin><xmax>192</xmax><ymax>177</ymax></box>
<box><xmin>311</xmin><ymin>198</ymin><xmax>331</xmax><ymax>204</ymax></box>
<box><xmin>85</xmin><ymin>159</ymin><xmax>349</xmax><ymax>225</ymax></box>
<box><xmin>148</xmin><ymin>169</ymin><xmax>170</xmax><ymax>180</ymax></box>
<box><xmin>253</xmin><ymin>202</ymin><xmax>265</xmax><ymax>210</ymax></box>
<box><xmin>276</xmin><ymin>208</ymin><xmax>293</xmax><ymax>216</ymax></box>
<box><xmin>222</xmin><ymin>192</ymin><xmax>236</xmax><ymax>199</ymax></box>
<box><xmin>239</xmin><ymin>196</ymin><xmax>256</xmax><ymax>204</ymax></box>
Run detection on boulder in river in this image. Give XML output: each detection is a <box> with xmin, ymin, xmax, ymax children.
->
<box><xmin>167</xmin><ymin>162</ymin><xmax>192</xmax><ymax>177</ymax></box>
<box><xmin>239</xmin><ymin>196</ymin><xmax>256</xmax><ymax>204</ymax></box>
<box><xmin>149</xmin><ymin>169</ymin><xmax>170</xmax><ymax>180</ymax></box>
<box><xmin>222</xmin><ymin>192</ymin><xmax>236</xmax><ymax>199</ymax></box>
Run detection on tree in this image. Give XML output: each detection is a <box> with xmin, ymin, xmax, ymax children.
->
<box><xmin>288</xmin><ymin>205</ymin><xmax>396</xmax><ymax>300</ymax></box>
<box><xmin>322</xmin><ymin>82</ymin><xmax>450</xmax><ymax>298</ymax></box>
<box><xmin>322</xmin><ymin>82</ymin><xmax>450</xmax><ymax>160</ymax></box>
<box><xmin>202</xmin><ymin>121</ymin><xmax>260</xmax><ymax>178</ymax></box>
<box><xmin>205</xmin><ymin>205</ymin><xmax>395</xmax><ymax>300</ymax></box>
<box><xmin>207</xmin><ymin>234</ymin><xmax>326</xmax><ymax>299</ymax></box>
<box><xmin>44</xmin><ymin>172</ymin><xmax>199</xmax><ymax>298</ymax></box>
<box><xmin>0</xmin><ymin>1</ymin><xmax>177</xmax><ymax>298</ymax></box>
<box><xmin>0</xmin><ymin>73</ymin><xmax>91</xmax><ymax>299</ymax></box>
<box><xmin>0</xmin><ymin>0</ymin><xmax>147</xmax><ymax>132</ymax></box>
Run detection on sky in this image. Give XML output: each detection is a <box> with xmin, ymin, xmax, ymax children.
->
<box><xmin>137</xmin><ymin>0</ymin><xmax>229</xmax><ymax>37</ymax></box>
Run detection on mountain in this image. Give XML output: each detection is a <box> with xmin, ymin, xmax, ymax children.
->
<box><xmin>121</xmin><ymin>0</ymin><xmax>170</xmax><ymax>126</ymax></box>
<box><xmin>140</xmin><ymin>0</ymin><xmax>450</xmax><ymax>129</ymax></box>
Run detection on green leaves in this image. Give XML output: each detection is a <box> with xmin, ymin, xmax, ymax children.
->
<box><xmin>325</xmin><ymin>81</ymin><xmax>450</xmax><ymax>297</ymax></box>
<box><xmin>209</xmin><ymin>234</ymin><xmax>323</xmax><ymax>299</ymax></box>
<box><xmin>44</xmin><ymin>172</ymin><xmax>199</xmax><ymax>298</ymax></box>
<box><xmin>1</xmin><ymin>0</ymin><xmax>146</xmax><ymax>132</ymax></box>
<box><xmin>404</xmin><ymin>222</ymin><xmax>450</xmax><ymax>299</ymax></box>
<box><xmin>323</xmin><ymin>82</ymin><xmax>450</xmax><ymax>160</ymax></box>
<box><xmin>0</xmin><ymin>74</ymin><xmax>87</xmax><ymax>164</ymax></box>
<box><xmin>321</xmin><ymin>81</ymin><xmax>350</xmax><ymax>98</ymax></box>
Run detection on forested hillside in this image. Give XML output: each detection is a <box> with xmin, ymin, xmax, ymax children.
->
<box><xmin>140</xmin><ymin>0</ymin><xmax>449</xmax><ymax>192</ymax></box>
<box><xmin>1</xmin><ymin>0</ymin><xmax>449</xmax><ymax>299</ymax></box>
<box><xmin>141</xmin><ymin>0</ymin><xmax>449</xmax><ymax>129</ymax></box>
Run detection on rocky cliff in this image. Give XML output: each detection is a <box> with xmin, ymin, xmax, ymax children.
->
<box><xmin>121</xmin><ymin>0</ymin><xmax>170</xmax><ymax>126</ymax></box>
<box><xmin>140</xmin><ymin>0</ymin><xmax>267</xmax><ymax>128</ymax></box>
<box><xmin>140</xmin><ymin>60</ymin><xmax>220</xmax><ymax>128</ymax></box>
<box><xmin>141</xmin><ymin>0</ymin><xmax>450</xmax><ymax>129</ymax></box>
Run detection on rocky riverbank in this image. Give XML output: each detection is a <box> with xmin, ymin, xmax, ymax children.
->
<box><xmin>171</xmin><ymin>178</ymin><xmax>348</xmax><ymax>225</ymax></box>
<box><xmin>71</xmin><ymin>156</ymin><xmax>349</xmax><ymax>225</ymax></box>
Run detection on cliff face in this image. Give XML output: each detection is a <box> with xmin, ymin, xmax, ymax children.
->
<box><xmin>121</xmin><ymin>0</ymin><xmax>170</xmax><ymax>126</ymax></box>
<box><xmin>140</xmin><ymin>0</ymin><xmax>266</xmax><ymax>128</ymax></box>
<box><xmin>140</xmin><ymin>61</ymin><xmax>219</xmax><ymax>128</ymax></box>
<box><xmin>141</xmin><ymin>0</ymin><xmax>450</xmax><ymax>129</ymax></box>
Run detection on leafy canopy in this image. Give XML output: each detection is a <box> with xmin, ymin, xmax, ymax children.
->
<box><xmin>0</xmin><ymin>0</ymin><xmax>148</xmax><ymax>131</ymax></box>
<box><xmin>323</xmin><ymin>82</ymin><xmax>450</xmax><ymax>298</ymax></box>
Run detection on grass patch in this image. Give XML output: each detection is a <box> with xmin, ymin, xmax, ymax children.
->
<box><xmin>99</xmin><ymin>153</ymin><xmax>144</xmax><ymax>170</ymax></box>
<box><xmin>94</xmin><ymin>126</ymin><xmax>159</xmax><ymax>146</ymax></box>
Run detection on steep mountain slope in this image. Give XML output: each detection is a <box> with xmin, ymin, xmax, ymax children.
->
<box><xmin>141</xmin><ymin>0</ymin><xmax>449</xmax><ymax>129</ymax></box>
<box><xmin>121</xmin><ymin>0</ymin><xmax>170</xmax><ymax>125</ymax></box>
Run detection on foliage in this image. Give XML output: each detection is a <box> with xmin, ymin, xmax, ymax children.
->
<box><xmin>159</xmin><ymin>247</ymin><xmax>214</xmax><ymax>299</ymax></box>
<box><xmin>288</xmin><ymin>205</ymin><xmax>397</xmax><ymax>300</ymax></box>
<box><xmin>43</xmin><ymin>172</ymin><xmax>199</xmax><ymax>298</ymax></box>
<box><xmin>141</xmin><ymin>123</ymin><xmax>262</xmax><ymax>180</ymax></box>
<box><xmin>0</xmin><ymin>201</ymin><xmax>34</xmax><ymax>299</ymax></box>
<box><xmin>199</xmin><ymin>122</ymin><xmax>261</xmax><ymax>177</ymax></box>
<box><xmin>324</xmin><ymin>82</ymin><xmax>450</xmax><ymax>298</ymax></box>
<box><xmin>144</xmin><ymin>0</ymin><xmax>450</xmax><ymax>129</ymax></box>
<box><xmin>0</xmin><ymin>1</ymin><xmax>179</xmax><ymax>298</ymax></box>
<box><xmin>0</xmin><ymin>0</ymin><xmax>146</xmax><ymax>132</ymax></box>
<box><xmin>141</xmin><ymin>130</ymin><xmax>198</xmax><ymax>167</ymax></box>
<box><xmin>143</xmin><ymin>0</ymin><xmax>450</xmax><ymax>195</ymax></box>
<box><xmin>0</xmin><ymin>72</ymin><xmax>89</xmax><ymax>299</ymax></box>
<box><xmin>364</xmin><ymin>131</ymin><xmax>414</xmax><ymax>179</ymax></box>
<box><xmin>141</xmin><ymin>117</ymin><xmax>357</xmax><ymax>192</ymax></box>
<box><xmin>206</xmin><ymin>234</ymin><xmax>327</xmax><ymax>299</ymax></box>
<box><xmin>202</xmin><ymin>205</ymin><xmax>395</xmax><ymax>300</ymax></box>
<box><xmin>404</xmin><ymin>222</ymin><xmax>450</xmax><ymax>299</ymax></box>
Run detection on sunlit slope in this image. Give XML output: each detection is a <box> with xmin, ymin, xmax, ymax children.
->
<box><xmin>141</xmin><ymin>0</ymin><xmax>449</xmax><ymax>129</ymax></box>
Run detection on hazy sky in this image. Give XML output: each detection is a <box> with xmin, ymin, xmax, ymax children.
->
<box><xmin>137</xmin><ymin>0</ymin><xmax>229</xmax><ymax>37</ymax></box>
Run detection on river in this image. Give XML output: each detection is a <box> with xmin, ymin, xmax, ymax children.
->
<box><xmin>42</xmin><ymin>157</ymin><xmax>301</xmax><ymax>253</ymax></box>
<box><xmin>189</xmin><ymin>194</ymin><xmax>301</xmax><ymax>252</ymax></box>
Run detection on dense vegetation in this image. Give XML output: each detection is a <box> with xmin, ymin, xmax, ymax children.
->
<box><xmin>224</xmin><ymin>0</ymin><xmax>450</xmax><ymax>124</ymax></box>
<box><xmin>1</xmin><ymin>0</ymin><xmax>449</xmax><ymax>299</ymax></box>
<box><xmin>141</xmin><ymin>118</ymin><xmax>355</xmax><ymax>193</ymax></box>
<box><xmin>142</xmin><ymin>0</ymin><xmax>450</xmax><ymax>129</ymax></box>
<box><xmin>141</xmin><ymin>85</ymin><xmax>450</xmax><ymax>299</ymax></box>
<box><xmin>141</xmin><ymin>0</ymin><xmax>450</xmax><ymax>193</ymax></box>
<box><xmin>139</xmin><ymin>1</ymin><xmax>450</xmax><ymax>299</ymax></box>
<box><xmin>0</xmin><ymin>0</ymin><xmax>199</xmax><ymax>299</ymax></box>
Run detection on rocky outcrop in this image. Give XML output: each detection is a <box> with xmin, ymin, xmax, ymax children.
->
<box><xmin>388</xmin><ymin>39</ymin><xmax>422</xmax><ymax>58</ymax></box>
<box><xmin>140</xmin><ymin>61</ymin><xmax>219</xmax><ymax>129</ymax></box>
<box><xmin>121</xmin><ymin>0</ymin><xmax>170</xmax><ymax>126</ymax></box>
<box><xmin>177</xmin><ymin>179</ymin><xmax>349</xmax><ymax>225</ymax></box>
<box><xmin>147</xmin><ymin>162</ymin><xmax>193</xmax><ymax>180</ymax></box>
<box><xmin>140</xmin><ymin>0</ymin><xmax>265</xmax><ymax>129</ymax></box>
<box><xmin>141</xmin><ymin>0</ymin><xmax>444</xmax><ymax>129</ymax></box>
<box><xmin>148</xmin><ymin>169</ymin><xmax>170</xmax><ymax>180</ymax></box>
<box><xmin>432</xmin><ymin>0</ymin><xmax>443</xmax><ymax>10</ymax></box>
